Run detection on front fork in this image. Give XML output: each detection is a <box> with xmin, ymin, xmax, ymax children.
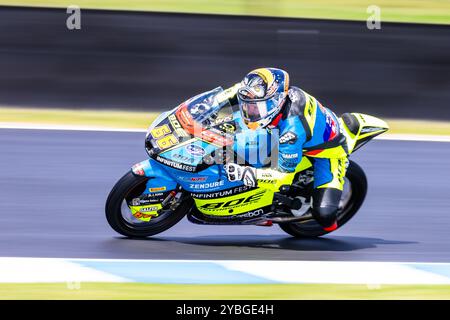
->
<box><xmin>130</xmin><ymin>158</ymin><xmax>180</xmax><ymax>221</ymax></box>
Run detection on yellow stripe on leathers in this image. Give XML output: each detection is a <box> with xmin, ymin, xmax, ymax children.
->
<box><xmin>303</xmin><ymin>91</ymin><xmax>317</xmax><ymax>133</ymax></box>
<box><xmin>316</xmin><ymin>158</ymin><xmax>347</xmax><ymax>190</ymax></box>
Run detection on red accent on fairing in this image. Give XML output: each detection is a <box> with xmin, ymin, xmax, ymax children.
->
<box><xmin>175</xmin><ymin>103</ymin><xmax>233</xmax><ymax>147</ymax></box>
<box><xmin>304</xmin><ymin>149</ymin><xmax>323</xmax><ymax>156</ymax></box>
<box><xmin>269</xmin><ymin>113</ymin><xmax>283</xmax><ymax>127</ymax></box>
<box><xmin>324</xmin><ymin>222</ymin><xmax>338</xmax><ymax>232</ymax></box>
<box><xmin>257</xmin><ymin>220</ymin><xmax>273</xmax><ymax>227</ymax></box>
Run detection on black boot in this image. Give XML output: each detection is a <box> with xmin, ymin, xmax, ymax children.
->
<box><xmin>311</xmin><ymin>188</ymin><xmax>342</xmax><ymax>231</ymax></box>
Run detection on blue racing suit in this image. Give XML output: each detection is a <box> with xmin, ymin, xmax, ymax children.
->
<box><xmin>229</xmin><ymin>85</ymin><xmax>349</xmax><ymax>228</ymax></box>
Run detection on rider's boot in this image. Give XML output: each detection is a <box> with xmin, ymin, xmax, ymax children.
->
<box><xmin>311</xmin><ymin>188</ymin><xmax>341</xmax><ymax>231</ymax></box>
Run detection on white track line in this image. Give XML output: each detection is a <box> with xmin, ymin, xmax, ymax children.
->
<box><xmin>1</xmin><ymin>258</ymin><xmax>450</xmax><ymax>284</ymax></box>
<box><xmin>1</xmin><ymin>122</ymin><xmax>450</xmax><ymax>142</ymax></box>
<box><xmin>375</xmin><ymin>134</ymin><xmax>450</xmax><ymax>142</ymax></box>
<box><xmin>0</xmin><ymin>257</ymin><xmax>129</xmax><ymax>283</ymax></box>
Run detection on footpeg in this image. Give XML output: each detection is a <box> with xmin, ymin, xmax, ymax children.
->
<box><xmin>273</xmin><ymin>193</ymin><xmax>302</xmax><ymax>210</ymax></box>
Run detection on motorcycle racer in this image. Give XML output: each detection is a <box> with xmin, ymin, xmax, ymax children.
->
<box><xmin>223</xmin><ymin>67</ymin><xmax>349</xmax><ymax>231</ymax></box>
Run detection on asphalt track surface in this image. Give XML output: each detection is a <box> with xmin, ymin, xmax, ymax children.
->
<box><xmin>1</xmin><ymin>128</ymin><xmax>449</xmax><ymax>262</ymax></box>
<box><xmin>1</xmin><ymin>6</ymin><xmax>450</xmax><ymax>119</ymax></box>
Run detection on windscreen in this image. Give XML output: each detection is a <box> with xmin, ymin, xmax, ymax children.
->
<box><xmin>184</xmin><ymin>87</ymin><xmax>234</xmax><ymax>130</ymax></box>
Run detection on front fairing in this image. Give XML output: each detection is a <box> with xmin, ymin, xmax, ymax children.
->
<box><xmin>145</xmin><ymin>87</ymin><xmax>238</xmax><ymax>155</ymax></box>
<box><xmin>141</xmin><ymin>88</ymin><xmax>276</xmax><ymax>191</ymax></box>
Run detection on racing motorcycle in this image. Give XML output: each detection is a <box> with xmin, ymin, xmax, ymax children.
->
<box><xmin>105</xmin><ymin>87</ymin><xmax>389</xmax><ymax>238</ymax></box>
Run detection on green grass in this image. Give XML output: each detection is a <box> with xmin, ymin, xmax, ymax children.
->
<box><xmin>1</xmin><ymin>0</ymin><xmax>450</xmax><ymax>25</ymax></box>
<box><xmin>1</xmin><ymin>106</ymin><xmax>450</xmax><ymax>136</ymax></box>
<box><xmin>2</xmin><ymin>283</ymin><xmax>450</xmax><ymax>299</ymax></box>
<box><xmin>0</xmin><ymin>107</ymin><xmax>155</xmax><ymax>129</ymax></box>
<box><xmin>385</xmin><ymin>119</ymin><xmax>450</xmax><ymax>136</ymax></box>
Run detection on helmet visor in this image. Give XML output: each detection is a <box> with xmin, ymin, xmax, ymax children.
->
<box><xmin>238</xmin><ymin>89</ymin><xmax>285</xmax><ymax>123</ymax></box>
<box><xmin>240</xmin><ymin>101</ymin><xmax>268</xmax><ymax>122</ymax></box>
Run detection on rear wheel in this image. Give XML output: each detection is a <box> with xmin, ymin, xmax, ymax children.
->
<box><xmin>279</xmin><ymin>160</ymin><xmax>367</xmax><ymax>238</ymax></box>
<box><xmin>105</xmin><ymin>171</ymin><xmax>192</xmax><ymax>238</ymax></box>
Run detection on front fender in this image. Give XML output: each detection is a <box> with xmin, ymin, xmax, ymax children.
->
<box><xmin>131</xmin><ymin>158</ymin><xmax>167</xmax><ymax>178</ymax></box>
<box><xmin>131</xmin><ymin>158</ymin><xmax>178</xmax><ymax>193</ymax></box>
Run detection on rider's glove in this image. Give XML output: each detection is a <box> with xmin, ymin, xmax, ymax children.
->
<box><xmin>224</xmin><ymin>163</ymin><xmax>257</xmax><ymax>187</ymax></box>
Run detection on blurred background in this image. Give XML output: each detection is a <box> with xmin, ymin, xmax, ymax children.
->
<box><xmin>0</xmin><ymin>1</ymin><xmax>449</xmax><ymax>120</ymax></box>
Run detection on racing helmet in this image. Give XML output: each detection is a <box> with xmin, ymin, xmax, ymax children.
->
<box><xmin>237</xmin><ymin>67</ymin><xmax>289</xmax><ymax>129</ymax></box>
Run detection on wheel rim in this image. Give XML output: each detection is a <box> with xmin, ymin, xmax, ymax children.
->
<box><xmin>120</xmin><ymin>198</ymin><xmax>179</xmax><ymax>230</ymax></box>
<box><xmin>118</xmin><ymin>178</ymin><xmax>179</xmax><ymax>230</ymax></box>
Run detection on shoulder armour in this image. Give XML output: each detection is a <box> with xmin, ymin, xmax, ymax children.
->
<box><xmin>286</xmin><ymin>87</ymin><xmax>307</xmax><ymax>118</ymax></box>
<box><xmin>284</xmin><ymin>86</ymin><xmax>313</xmax><ymax>141</ymax></box>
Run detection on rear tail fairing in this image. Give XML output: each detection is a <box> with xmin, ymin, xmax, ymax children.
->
<box><xmin>340</xmin><ymin>113</ymin><xmax>389</xmax><ymax>154</ymax></box>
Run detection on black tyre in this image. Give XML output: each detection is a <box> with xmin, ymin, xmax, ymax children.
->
<box><xmin>279</xmin><ymin>160</ymin><xmax>367</xmax><ymax>238</ymax></box>
<box><xmin>105</xmin><ymin>171</ymin><xmax>192</xmax><ymax>238</ymax></box>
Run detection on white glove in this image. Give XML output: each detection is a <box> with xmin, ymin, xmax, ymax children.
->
<box><xmin>224</xmin><ymin>163</ymin><xmax>257</xmax><ymax>187</ymax></box>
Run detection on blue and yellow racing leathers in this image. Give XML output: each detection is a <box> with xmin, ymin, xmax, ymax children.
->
<box><xmin>276</xmin><ymin>87</ymin><xmax>348</xmax><ymax>188</ymax></box>
<box><xmin>228</xmin><ymin>85</ymin><xmax>349</xmax><ymax>228</ymax></box>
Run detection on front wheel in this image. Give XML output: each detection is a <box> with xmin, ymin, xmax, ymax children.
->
<box><xmin>105</xmin><ymin>171</ymin><xmax>192</xmax><ymax>238</ymax></box>
<box><xmin>279</xmin><ymin>160</ymin><xmax>367</xmax><ymax>238</ymax></box>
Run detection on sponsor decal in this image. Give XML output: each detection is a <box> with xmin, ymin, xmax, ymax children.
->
<box><xmin>179</xmin><ymin>107</ymin><xmax>193</xmax><ymax>126</ymax></box>
<box><xmin>149</xmin><ymin>186</ymin><xmax>166</xmax><ymax>192</ymax></box>
<box><xmin>201</xmin><ymin>129</ymin><xmax>233</xmax><ymax>147</ymax></box>
<box><xmin>137</xmin><ymin>198</ymin><xmax>163</xmax><ymax>205</ymax></box>
<box><xmin>132</xmin><ymin>211</ymin><xmax>156</xmax><ymax>219</ymax></box>
<box><xmin>131</xmin><ymin>163</ymin><xmax>145</xmax><ymax>176</ymax></box>
<box><xmin>190</xmin><ymin>177</ymin><xmax>207</xmax><ymax>182</ymax></box>
<box><xmin>173</xmin><ymin>153</ymin><xmax>197</xmax><ymax>164</ymax></box>
<box><xmin>150</xmin><ymin>192</ymin><xmax>164</xmax><ymax>197</ymax></box>
<box><xmin>199</xmin><ymin>191</ymin><xmax>265</xmax><ymax>210</ymax></box>
<box><xmin>256</xmin><ymin>172</ymin><xmax>279</xmax><ymax>184</ymax></box>
<box><xmin>140</xmin><ymin>206</ymin><xmax>159</xmax><ymax>212</ymax></box>
<box><xmin>189</xmin><ymin>180</ymin><xmax>225</xmax><ymax>190</ymax></box>
<box><xmin>218</xmin><ymin>122</ymin><xmax>236</xmax><ymax>133</ymax></box>
<box><xmin>213</xmin><ymin>115</ymin><xmax>234</xmax><ymax>125</ymax></box>
<box><xmin>236</xmin><ymin>208</ymin><xmax>265</xmax><ymax>219</ymax></box>
<box><xmin>185</xmin><ymin>144</ymin><xmax>206</xmax><ymax>156</ymax></box>
<box><xmin>191</xmin><ymin>186</ymin><xmax>252</xmax><ymax>199</ymax></box>
<box><xmin>360</xmin><ymin>126</ymin><xmax>382</xmax><ymax>134</ymax></box>
<box><xmin>179</xmin><ymin>176</ymin><xmax>208</xmax><ymax>182</ymax></box>
<box><xmin>257</xmin><ymin>179</ymin><xmax>276</xmax><ymax>184</ymax></box>
<box><xmin>279</xmin><ymin>131</ymin><xmax>297</xmax><ymax>144</ymax></box>
<box><xmin>156</xmin><ymin>155</ymin><xmax>196</xmax><ymax>172</ymax></box>
<box><xmin>281</xmin><ymin>153</ymin><xmax>299</xmax><ymax>159</ymax></box>
<box><xmin>259</xmin><ymin>172</ymin><xmax>274</xmax><ymax>178</ymax></box>
<box><xmin>168</xmin><ymin>114</ymin><xmax>188</xmax><ymax>137</ymax></box>
<box><xmin>168</xmin><ymin>114</ymin><xmax>182</xmax><ymax>130</ymax></box>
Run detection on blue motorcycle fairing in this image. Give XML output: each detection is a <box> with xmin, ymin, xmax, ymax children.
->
<box><xmin>133</xmin><ymin>158</ymin><xmax>243</xmax><ymax>194</ymax></box>
<box><xmin>133</xmin><ymin>108</ymin><xmax>278</xmax><ymax>196</ymax></box>
<box><xmin>158</xmin><ymin>138</ymin><xmax>216</xmax><ymax>167</ymax></box>
<box><xmin>174</xmin><ymin>164</ymin><xmax>242</xmax><ymax>193</ymax></box>
<box><xmin>132</xmin><ymin>158</ymin><xmax>178</xmax><ymax>195</ymax></box>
